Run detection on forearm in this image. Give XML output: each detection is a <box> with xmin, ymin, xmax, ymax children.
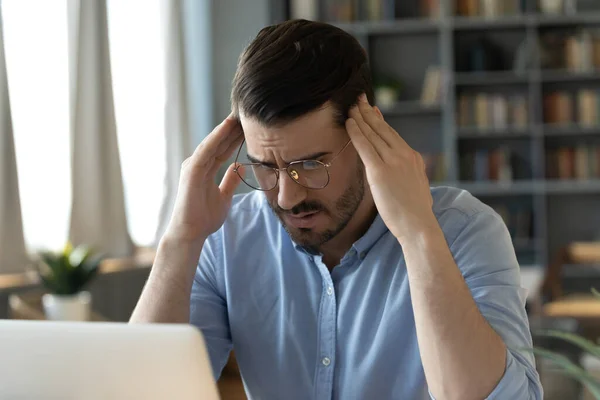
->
<box><xmin>130</xmin><ymin>235</ymin><xmax>204</xmax><ymax>324</ymax></box>
<box><xmin>402</xmin><ymin>222</ymin><xmax>506</xmax><ymax>400</ymax></box>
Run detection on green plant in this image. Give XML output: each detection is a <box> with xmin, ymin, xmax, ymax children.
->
<box><xmin>372</xmin><ymin>73</ymin><xmax>404</xmax><ymax>93</ymax></box>
<box><xmin>524</xmin><ymin>288</ymin><xmax>600</xmax><ymax>398</ymax></box>
<box><xmin>35</xmin><ymin>242</ymin><xmax>103</xmax><ymax>296</ymax></box>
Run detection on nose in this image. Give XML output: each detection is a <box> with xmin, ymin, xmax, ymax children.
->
<box><xmin>277</xmin><ymin>170</ymin><xmax>307</xmax><ymax>211</ymax></box>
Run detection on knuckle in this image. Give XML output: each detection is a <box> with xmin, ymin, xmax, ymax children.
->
<box><xmin>181</xmin><ymin>157</ymin><xmax>192</xmax><ymax>170</ymax></box>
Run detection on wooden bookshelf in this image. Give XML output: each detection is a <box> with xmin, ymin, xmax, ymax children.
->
<box><xmin>286</xmin><ymin>0</ymin><xmax>600</xmax><ymax>268</ymax></box>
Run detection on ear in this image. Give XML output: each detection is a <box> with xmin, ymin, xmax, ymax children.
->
<box><xmin>373</xmin><ymin>105</ymin><xmax>384</xmax><ymax>119</ymax></box>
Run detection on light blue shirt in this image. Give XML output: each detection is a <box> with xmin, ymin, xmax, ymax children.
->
<box><xmin>191</xmin><ymin>186</ymin><xmax>543</xmax><ymax>399</ymax></box>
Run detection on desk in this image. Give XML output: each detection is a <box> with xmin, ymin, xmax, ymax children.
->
<box><xmin>0</xmin><ymin>247</ymin><xmax>154</xmax><ymax>320</ymax></box>
<box><xmin>9</xmin><ymin>289</ymin><xmax>109</xmax><ymax>321</ymax></box>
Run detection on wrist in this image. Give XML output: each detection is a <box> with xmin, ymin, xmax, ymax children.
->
<box><xmin>160</xmin><ymin>225</ymin><xmax>208</xmax><ymax>250</ymax></box>
<box><xmin>157</xmin><ymin>233</ymin><xmax>206</xmax><ymax>273</ymax></box>
<box><xmin>396</xmin><ymin>212</ymin><xmax>441</xmax><ymax>248</ymax></box>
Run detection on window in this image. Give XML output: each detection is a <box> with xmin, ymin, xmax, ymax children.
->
<box><xmin>3</xmin><ymin>0</ymin><xmax>71</xmax><ymax>252</ymax></box>
<box><xmin>2</xmin><ymin>0</ymin><xmax>167</xmax><ymax>251</ymax></box>
<box><xmin>107</xmin><ymin>0</ymin><xmax>166</xmax><ymax>246</ymax></box>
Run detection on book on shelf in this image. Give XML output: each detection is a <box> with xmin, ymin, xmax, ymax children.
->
<box><xmin>544</xmin><ymin>90</ymin><xmax>600</xmax><ymax>126</ymax></box>
<box><xmin>422</xmin><ymin>153</ymin><xmax>446</xmax><ymax>182</ymax></box>
<box><xmin>455</xmin><ymin>0</ymin><xmax>523</xmax><ymax>17</ymax></box>
<box><xmin>546</xmin><ymin>145</ymin><xmax>600</xmax><ymax>180</ymax></box>
<box><xmin>458</xmin><ymin>92</ymin><xmax>527</xmax><ymax>131</ymax></box>
<box><xmin>461</xmin><ymin>147</ymin><xmax>514</xmax><ymax>182</ymax></box>
<box><xmin>541</xmin><ymin>29</ymin><xmax>600</xmax><ymax>72</ymax></box>
<box><xmin>420</xmin><ymin>66</ymin><xmax>443</xmax><ymax>105</ymax></box>
<box><xmin>544</xmin><ymin>91</ymin><xmax>574</xmax><ymax>125</ymax></box>
<box><xmin>290</xmin><ymin>0</ymin><xmax>318</xmax><ymax>20</ymax></box>
<box><xmin>312</xmin><ymin>0</ymin><xmax>440</xmax><ymax>22</ymax></box>
<box><xmin>489</xmin><ymin>203</ymin><xmax>533</xmax><ymax>246</ymax></box>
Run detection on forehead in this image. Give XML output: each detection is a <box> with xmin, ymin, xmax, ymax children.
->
<box><xmin>239</xmin><ymin>104</ymin><xmax>345</xmax><ymax>155</ymax></box>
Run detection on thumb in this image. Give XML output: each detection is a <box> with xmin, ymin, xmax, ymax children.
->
<box><xmin>219</xmin><ymin>163</ymin><xmax>244</xmax><ymax>199</ymax></box>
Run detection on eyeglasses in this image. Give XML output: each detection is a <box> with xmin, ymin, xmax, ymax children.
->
<box><xmin>233</xmin><ymin>138</ymin><xmax>352</xmax><ymax>191</ymax></box>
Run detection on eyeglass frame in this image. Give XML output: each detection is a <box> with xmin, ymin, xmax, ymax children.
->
<box><xmin>233</xmin><ymin>138</ymin><xmax>353</xmax><ymax>191</ymax></box>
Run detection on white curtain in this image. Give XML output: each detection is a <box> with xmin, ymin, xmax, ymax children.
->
<box><xmin>154</xmin><ymin>0</ymin><xmax>192</xmax><ymax>243</ymax></box>
<box><xmin>0</xmin><ymin>0</ymin><xmax>204</xmax><ymax>273</ymax></box>
<box><xmin>67</xmin><ymin>0</ymin><xmax>133</xmax><ymax>257</ymax></box>
<box><xmin>0</xmin><ymin>6</ymin><xmax>27</xmax><ymax>274</ymax></box>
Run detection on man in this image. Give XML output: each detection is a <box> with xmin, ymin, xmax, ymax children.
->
<box><xmin>131</xmin><ymin>19</ymin><xmax>543</xmax><ymax>399</ymax></box>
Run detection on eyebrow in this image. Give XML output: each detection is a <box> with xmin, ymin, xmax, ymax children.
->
<box><xmin>246</xmin><ymin>151</ymin><xmax>330</xmax><ymax>166</ymax></box>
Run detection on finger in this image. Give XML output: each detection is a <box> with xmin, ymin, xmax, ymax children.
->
<box><xmin>219</xmin><ymin>163</ymin><xmax>244</xmax><ymax>199</ymax></box>
<box><xmin>348</xmin><ymin>105</ymin><xmax>389</xmax><ymax>156</ymax></box>
<box><xmin>357</xmin><ymin>94</ymin><xmax>411</xmax><ymax>152</ymax></box>
<box><xmin>206</xmin><ymin>134</ymin><xmax>245</xmax><ymax>178</ymax></box>
<box><xmin>192</xmin><ymin>117</ymin><xmax>243</xmax><ymax>162</ymax></box>
<box><xmin>345</xmin><ymin>118</ymin><xmax>382</xmax><ymax>165</ymax></box>
<box><xmin>214</xmin><ymin>124</ymin><xmax>244</xmax><ymax>158</ymax></box>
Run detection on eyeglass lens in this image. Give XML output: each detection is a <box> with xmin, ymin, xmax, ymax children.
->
<box><xmin>237</xmin><ymin>161</ymin><xmax>330</xmax><ymax>190</ymax></box>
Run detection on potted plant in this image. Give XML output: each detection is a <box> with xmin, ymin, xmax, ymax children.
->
<box><xmin>525</xmin><ymin>288</ymin><xmax>600</xmax><ymax>398</ymax></box>
<box><xmin>35</xmin><ymin>242</ymin><xmax>103</xmax><ymax>321</ymax></box>
<box><xmin>373</xmin><ymin>73</ymin><xmax>404</xmax><ymax>110</ymax></box>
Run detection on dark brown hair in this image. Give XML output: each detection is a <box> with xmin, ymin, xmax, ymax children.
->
<box><xmin>231</xmin><ymin>19</ymin><xmax>374</xmax><ymax>127</ymax></box>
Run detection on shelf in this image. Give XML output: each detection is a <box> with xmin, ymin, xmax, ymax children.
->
<box><xmin>379</xmin><ymin>101</ymin><xmax>441</xmax><ymax>117</ymax></box>
<box><xmin>543</xmin><ymin>124</ymin><xmax>600</xmax><ymax>137</ymax></box>
<box><xmin>536</xmin><ymin>13</ymin><xmax>600</xmax><ymax>27</ymax></box>
<box><xmin>513</xmin><ymin>238</ymin><xmax>542</xmax><ymax>253</ymax></box>
<box><xmin>455</xmin><ymin>71</ymin><xmax>530</xmax><ymax>86</ymax></box>
<box><xmin>450</xmin><ymin>180</ymin><xmax>600</xmax><ymax>195</ymax></box>
<box><xmin>452</xmin><ymin>15</ymin><xmax>531</xmax><ymax>30</ymax></box>
<box><xmin>544</xmin><ymin>180</ymin><xmax>600</xmax><ymax>194</ymax></box>
<box><xmin>333</xmin><ymin>13</ymin><xmax>600</xmax><ymax>34</ymax></box>
<box><xmin>541</xmin><ymin>70</ymin><xmax>600</xmax><ymax>83</ymax></box>
<box><xmin>332</xmin><ymin>18</ymin><xmax>439</xmax><ymax>35</ymax></box>
<box><xmin>457</xmin><ymin>127</ymin><xmax>531</xmax><ymax>139</ymax></box>
<box><xmin>454</xmin><ymin>181</ymin><xmax>538</xmax><ymax>196</ymax></box>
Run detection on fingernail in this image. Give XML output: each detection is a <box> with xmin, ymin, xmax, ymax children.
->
<box><xmin>360</xmin><ymin>93</ymin><xmax>367</xmax><ymax>102</ymax></box>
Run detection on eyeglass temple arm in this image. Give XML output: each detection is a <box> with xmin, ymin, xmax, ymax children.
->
<box><xmin>325</xmin><ymin>139</ymin><xmax>353</xmax><ymax>166</ymax></box>
<box><xmin>233</xmin><ymin>138</ymin><xmax>246</xmax><ymax>170</ymax></box>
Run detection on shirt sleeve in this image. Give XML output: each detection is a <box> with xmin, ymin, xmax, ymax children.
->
<box><xmin>189</xmin><ymin>231</ymin><xmax>232</xmax><ymax>380</ymax></box>
<box><xmin>430</xmin><ymin>209</ymin><xmax>544</xmax><ymax>400</ymax></box>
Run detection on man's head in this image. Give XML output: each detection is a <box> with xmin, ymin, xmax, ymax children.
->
<box><xmin>231</xmin><ymin>19</ymin><xmax>375</xmax><ymax>251</ymax></box>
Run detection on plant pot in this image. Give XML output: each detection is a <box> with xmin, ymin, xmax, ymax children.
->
<box><xmin>374</xmin><ymin>87</ymin><xmax>398</xmax><ymax>109</ymax></box>
<box><xmin>42</xmin><ymin>291</ymin><xmax>91</xmax><ymax>321</ymax></box>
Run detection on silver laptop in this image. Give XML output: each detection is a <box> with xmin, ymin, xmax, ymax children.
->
<box><xmin>0</xmin><ymin>320</ymin><xmax>220</xmax><ymax>400</ymax></box>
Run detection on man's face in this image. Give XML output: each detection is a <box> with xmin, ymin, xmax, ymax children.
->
<box><xmin>239</xmin><ymin>104</ymin><xmax>366</xmax><ymax>251</ymax></box>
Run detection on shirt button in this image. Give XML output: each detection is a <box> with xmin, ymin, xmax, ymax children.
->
<box><xmin>326</xmin><ymin>286</ymin><xmax>333</xmax><ymax>296</ymax></box>
<box><xmin>322</xmin><ymin>357</ymin><xmax>331</xmax><ymax>366</ymax></box>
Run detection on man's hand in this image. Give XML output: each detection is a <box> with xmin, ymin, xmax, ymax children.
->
<box><xmin>130</xmin><ymin>115</ymin><xmax>244</xmax><ymax>324</ymax></box>
<box><xmin>346</xmin><ymin>94</ymin><xmax>436</xmax><ymax>244</ymax></box>
<box><xmin>164</xmin><ymin>114</ymin><xmax>244</xmax><ymax>244</ymax></box>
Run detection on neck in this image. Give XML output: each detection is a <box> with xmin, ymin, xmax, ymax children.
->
<box><xmin>319</xmin><ymin>189</ymin><xmax>377</xmax><ymax>270</ymax></box>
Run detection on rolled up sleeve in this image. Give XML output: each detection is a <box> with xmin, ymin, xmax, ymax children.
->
<box><xmin>190</xmin><ymin>231</ymin><xmax>233</xmax><ymax>380</ymax></box>
<box><xmin>430</xmin><ymin>208</ymin><xmax>544</xmax><ymax>399</ymax></box>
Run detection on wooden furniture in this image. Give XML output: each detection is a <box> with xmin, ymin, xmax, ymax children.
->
<box><xmin>540</xmin><ymin>241</ymin><xmax>600</xmax><ymax>339</ymax></box>
<box><xmin>8</xmin><ymin>289</ymin><xmax>109</xmax><ymax>321</ymax></box>
<box><xmin>542</xmin><ymin>241</ymin><xmax>600</xmax><ymax>302</ymax></box>
<box><xmin>0</xmin><ymin>247</ymin><xmax>155</xmax><ymax>320</ymax></box>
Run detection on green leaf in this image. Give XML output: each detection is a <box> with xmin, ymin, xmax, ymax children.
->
<box><xmin>69</xmin><ymin>245</ymin><xmax>91</xmax><ymax>268</ymax></box>
<box><xmin>35</xmin><ymin>244</ymin><xmax>102</xmax><ymax>295</ymax></box>
<box><xmin>535</xmin><ymin>330</ymin><xmax>600</xmax><ymax>358</ymax></box>
<box><xmin>527</xmin><ymin>347</ymin><xmax>600</xmax><ymax>398</ymax></box>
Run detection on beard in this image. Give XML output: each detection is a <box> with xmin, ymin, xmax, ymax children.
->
<box><xmin>268</xmin><ymin>161</ymin><xmax>365</xmax><ymax>253</ymax></box>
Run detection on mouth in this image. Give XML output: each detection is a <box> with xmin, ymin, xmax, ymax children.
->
<box><xmin>283</xmin><ymin>210</ymin><xmax>322</xmax><ymax>229</ymax></box>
